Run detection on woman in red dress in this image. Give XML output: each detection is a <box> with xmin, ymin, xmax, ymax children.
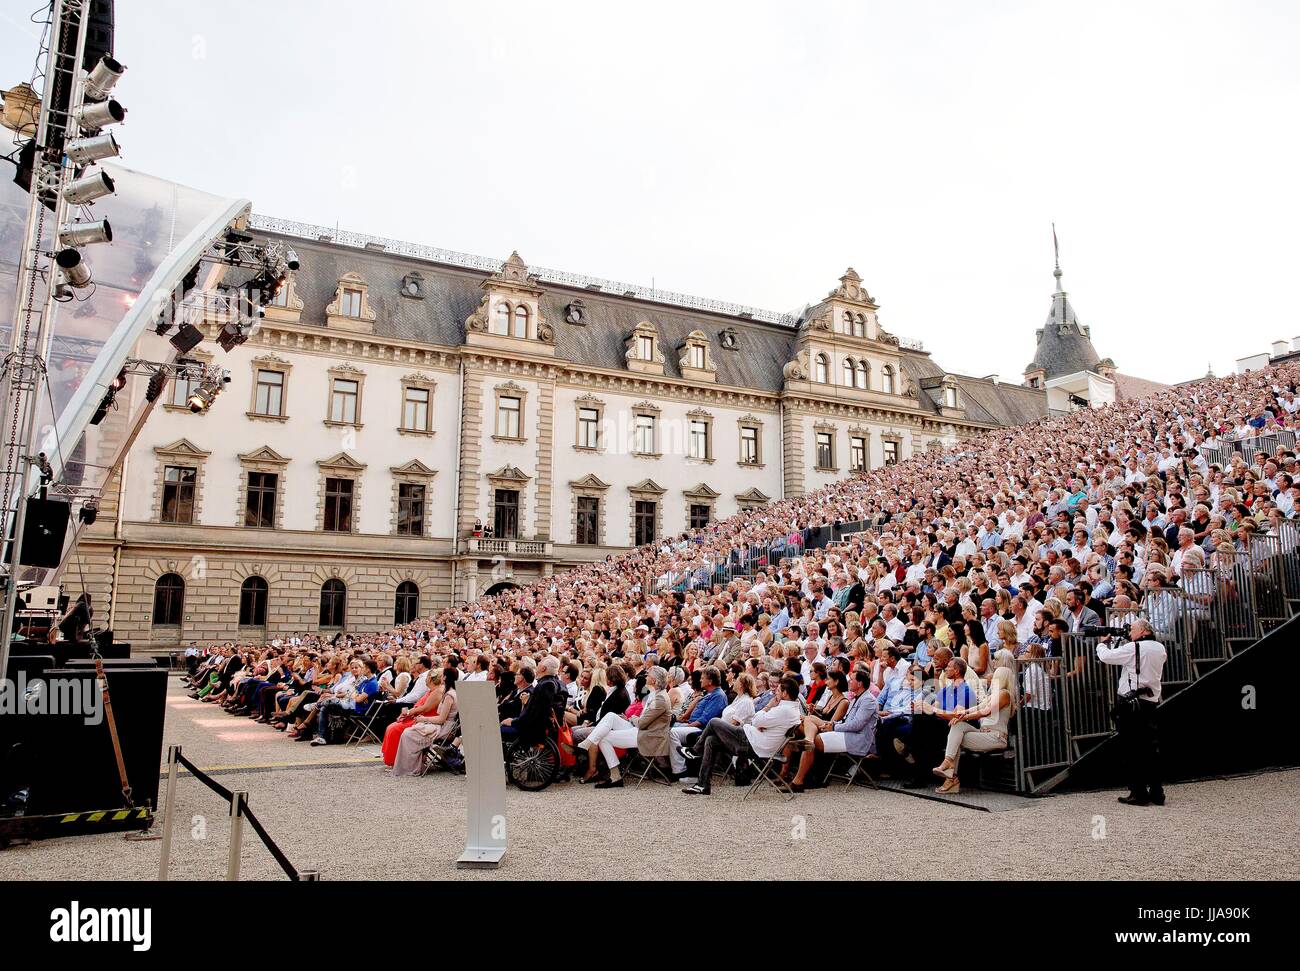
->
<box><xmin>381</xmin><ymin>671</ymin><xmax>444</xmax><ymax>767</ymax></box>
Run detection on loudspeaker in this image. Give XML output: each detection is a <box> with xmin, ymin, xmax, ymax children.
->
<box><xmin>1</xmin><ymin>666</ymin><xmax>167</xmax><ymax>815</ymax></box>
<box><xmin>9</xmin><ymin>498</ymin><xmax>71</xmax><ymax>569</ymax></box>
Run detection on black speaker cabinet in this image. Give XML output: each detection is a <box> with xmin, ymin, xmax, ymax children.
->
<box><xmin>0</xmin><ymin>665</ymin><xmax>167</xmax><ymax>815</ymax></box>
<box><xmin>7</xmin><ymin>497</ymin><xmax>71</xmax><ymax>568</ymax></box>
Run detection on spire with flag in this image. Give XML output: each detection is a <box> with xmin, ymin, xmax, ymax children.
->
<box><xmin>1052</xmin><ymin>222</ymin><xmax>1064</xmax><ymax>293</ymax></box>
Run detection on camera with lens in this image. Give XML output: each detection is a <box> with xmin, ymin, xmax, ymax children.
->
<box><xmin>1081</xmin><ymin>624</ymin><xmax>1130</xmax><ymax>638</ymax></box>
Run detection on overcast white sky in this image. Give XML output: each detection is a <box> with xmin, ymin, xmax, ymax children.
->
<box><xmin>5</xmin><ymin>0</ymin><xmax>1299</xmax><ymax>383</ymax></box>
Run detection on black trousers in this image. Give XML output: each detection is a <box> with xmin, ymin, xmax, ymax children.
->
<box><xmin>1115</xmin><ymin>699</ymin><xmax>1162</xmax><ymax>798</ymax></box>
<box><xmin>693</xmin><ymin>718</ymin><xmax>753</xmax><ymax>789</ymax></box>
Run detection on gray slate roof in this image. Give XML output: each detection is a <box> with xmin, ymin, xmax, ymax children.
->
<box><xmin>1026</xmin><ymin>285</ymin><xmax>1101</xmax><ymax>379</ymax></box>
<box><xmin>256</xmin><ymin>230</ymin><xmax>1047</xmax><ymax>427</ymax></box>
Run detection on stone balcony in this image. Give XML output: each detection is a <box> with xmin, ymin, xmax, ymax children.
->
<box><xmin>460</xmin><ymin>536</ymin><xmax>553</xmax><ymax>558</ymax></box>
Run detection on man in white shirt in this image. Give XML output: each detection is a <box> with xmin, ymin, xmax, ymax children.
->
<box><xmin>681</xmin><ymin>676</ymin><xmax>802</xmax><ymax>795</ymax></box>
<box><xmin>1096</xmin><ymin>619</ymin><xmax>1166</xmax><ymax>807</ymax></box>
<box><xmin>882</xmin><ymin>603</ymin><xmax>908</xmax><ymax>643</ymax></box>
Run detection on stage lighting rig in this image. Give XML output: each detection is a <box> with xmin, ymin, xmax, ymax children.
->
<box><xmin>56</xmin><ymin>248</ymin><xmax>93</xmax><ymax>289</ymax></box>
<box><xmin>59</xmin><ymin>218</ymin><xmax>112</xmax><ymax>246</ymax></box>
<box><xmin>66</xmin><ymin>131</ymin><xmax>119</xmax><ymax>165</ymax></box>
<box><xmin>83</xmin><ymin>54</ymin><xmax>126</xmax><ymax>103</ymax></box>
<box><xmin>71</xmin><ymin>98</ymin><xmax>125</xmax><ymax>133</ymax></box>
<box><xmin>62</xmin><ymin>168</ymin><xmax>115</xmax><ymax>205</ymax></box>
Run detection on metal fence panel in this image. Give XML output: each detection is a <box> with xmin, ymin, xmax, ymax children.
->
<box><xmin>1013</xmin><ymin>658</ymin><xmax>1070</xmax><ymax>791</ymax></box>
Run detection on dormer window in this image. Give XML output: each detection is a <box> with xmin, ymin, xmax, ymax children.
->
<box><xmin>326</xmin><ymin>273</ymin><xmax>377</xmax><ymax>333</ymax></box>
<box><xmin>944</xmin><ymin>385</ymin><xmax>959</xmax><ymax>408</ymax></box>
<box><xmin>400</xmin><ymin>272</ymin><xmax>425</xmax><ymax>299</ymax></box>
<box><xmin>493</xmin><ymin>303</ymin><xmax>510</xmax><ymax>336</ymax></box>
<box><xmin>340</xmin><ymin>288</ymin><xmax>363</xmax><ymax>318</ymax></box>
<box><xmin>688</xmin><ymin>344</ymin><xmax>705</xmax><ymax>370</ymax></box>
<box><xmin>815</xmin><ymin>353</ymin><xmax>830</xmax><ymax>384</ymax></box>
<box><xmin>637</xmin><ymin>334</ymin><xmax>654</xmax><ymax>360</ymax></box>
<box><xmin>513</xmin><ymin>305</ymin><xmax>529</xmax><ymax>338</ymax></box>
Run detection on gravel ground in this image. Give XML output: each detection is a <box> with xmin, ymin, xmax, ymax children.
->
<box><xmin>1</xmin><ymin>681</ymin><xmax>1297</xmax><ymax>881</ymax></box>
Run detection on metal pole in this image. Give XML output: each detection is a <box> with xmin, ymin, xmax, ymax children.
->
<box><xmin>156</xmin><ymin>744</ymin><xmax>181</xmax><ymax>880</ymax></box>
<box><xmin>0</xmin><ymin>0</ymin><xmax>90</xmax><ymax>680</ymax></box>
<box><xmin>225</xmin><ymin>789</ymin><xmax>247</xmax><ymax>881</ymax></box>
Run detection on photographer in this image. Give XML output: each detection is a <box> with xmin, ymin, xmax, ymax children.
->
<box><xmin>1094</xmin><ymin>618</ymin><xmax>1167</xmax><ymax>807</ymax></box>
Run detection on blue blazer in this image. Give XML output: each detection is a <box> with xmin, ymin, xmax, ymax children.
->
<box><xmin>832</xmin><ymin>691</ymin><xmax>879</xmax><ymax>757</ymax></box>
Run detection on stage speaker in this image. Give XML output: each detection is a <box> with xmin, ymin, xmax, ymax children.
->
<box><xmin>5</xmin><ymin>498</ymin><xmax>71</xmax><ymax>569</ymax></box>
<box><xmin>5</xmin><ymin>666</ymin><xmax>167</xmax><ymax>816</ymax></box>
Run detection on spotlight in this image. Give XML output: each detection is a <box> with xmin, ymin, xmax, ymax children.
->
<box><xmin>187</xmin><ymin>387</ymin><xmax>215</xmax><ymax>414</ymax></box>
<box><xmin>145</xmin><ymin>371</ymin><xmax>169</xmax><ymax>403</ymax></box>
<box><xmin>84</xmin><ymin>55</ymin><xmax>126</xmax><ymax>103</ymax></box>
<box><xmin>78</xmin><ymin>501</ymin><xmax>99</xmax><ymax>527</ymax></box>
<box><xmin>66</xmin><ymin>132</ymin><xmax>119</xmax><ymax>165</ymax></box>
<box><xmin>55</xmin><ymin>248</ymin><xmax>93</xmax><ymax>288</ymax></box>
<box><xmin>59</xmin><ymin>219</ymin><xmax>112</xmax><ymax>247</ymax></box>
<box><xmin>89</xmin><ymin>386</ymin><xmax>116</xmax><ymax>425</ymax></box>
<box><xmin>216</xmin><ymin>320</ymin><xmax>249</xmax><ymax>353</ymax></box>
<box><xmin>72</xmin><ymin>99</ymin><xmax>125</xmax><ymax>132</ymax></box>
<box><xmin>285</xmin><ymin>248</ymin><xmax>300</xmax><ymax>271</ymax></box>
<box><xmin>110</xmin><ymin>367</ymin><xmax>127</xmax><ymax>391</ymax></box>
<box><xmin>62</xmin><ymin>169</ymin><xmax>115</xmax><ymax>205</ymax></box>
<box><xmin>169</xmin><ymin>323</ymin><xmax>204</xmax><ymax>354</ymax></box>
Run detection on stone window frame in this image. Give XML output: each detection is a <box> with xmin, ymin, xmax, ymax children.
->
<box><xmin>737</xmin><ymin>414</ymin><xmax>765</xmax><ymax>468</ymax></box>
<box><xmin>325</xmin><ymin>271</ymin><xmax>378</xmax><ymax>333</ymax></box>
<box><xmin>316</xmin><ymin>452</ymin><xmax>367</xmax><ymax>534</ymax></box>
<box><xmin>685</xmin><ymin>407</ymin><xmax>715</xmax><ymax>464</ymax></box>
<box><xmin>247</xmin><ymin>353</ymin><xmax>292</xmax><ymax>423</ymax></box>
<box><xmin>262</xmin><ymin>272</ymin><xmax>304</xmax><ymax>323</ymax></box>
<box><xmin>625</xmin><ymin>320</ymin><xmax>666</xmax><ymax>375</ymax></box>
<box><xmin>940</xmin><ymin>377</ymin><xmax>962</xmax><ymax>410</ymax></box>
<box><xmin>735</xmin><ymin>487</ymin><xmax>772</xmax><ymax>512</ymax></box>
<box><xmin>569</xmin><ymin>473</ymin><xmax>610</xmax><ymax>547</ymax></box>
<box><xmin>486</xmin><ymin>466</ymin><xmax>532</xmax><ymax>539</ymax></box>
<box><xmin>813</xmin><ymin>421</ymin><xmax>838</xmax><ymax>472</ymax></box>
<box><xmin>162</xmin><ymin>348</ymin><xmax>214</xmax><ymax>413</ymax></box>
<box><xmin>814</xmin><ymin>352</ymin><xmax>830</xmax><ymax>384</ymax></box>
<box><xmin>628</xmin><ymin>478</ymin><xmax>667</xmax><ymax>547</ymax></box>
<box><xmin>842</xmin><ymin>355</ymin><xmax>856</xmax><ymax>388</ymax></box>
<box><xmin>683</xmin><ymin>482</ymin><xmax>721</xmax><ymax>531</ymax></box>
<box><xmin>151</xmin><ymin>438</ymin><xmax>211</xmax><ymax>524</ymax></box>
<box><xmin>631</xmin><ymin>400</ymin><xmax>662</xmax><ymax>459</ymax></box>
<box><xmin>881</xmin><ymin>364</ymin><xmax>897</xmax><ymax>395</ymax></box>
<box><xmin>238</xmin><ymin>575</ymin><xmax>271</xmax><ymax>629</ymax></box>
<box><xmin>235</xmin><ymin>446</ymin><xmax>290</xmax><ymax>530</ymax></box>
<box><xmin>398</xmin><ymin>372</ymin><xmax>437</xmax><ymax>437</ymax></box>
<box><xmin>847</xmin><ymin>425</ymin><xmax>871</xmax><ymax>473</ymax></box>
<box><xmin>572</xmin><ymin>393</ymin><xmax>606</xmax><ymax>453</ymax></box>
<box><xmin>324</xmin><ymin>364</ymin><xmax>366</xmax><ymax>429</ymax></box>
<box><xmin>881</xmin><ymin>432</ymin><xmax>904</xmax><ymax>467</ymax></box>
<box><xmin>677</xmin><ymin>329</ymin><xmax>718</xmax><ymax>383</ymax></box>
<box><xmin>390</xmin><ymin>459</ymin><xmax>437</xmax><ymax>538</ymax></box>
<box><xmin>492</xmin><ymin>380</ymin><xmax>529</xmax><ymax>444</ymax></box>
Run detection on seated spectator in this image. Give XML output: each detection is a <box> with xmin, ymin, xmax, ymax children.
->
<box><xmin>680</xmin><ymin>675</ymin><xmax>803</xmax><ymax>795</ymax></box>
<box><xmin>931</xmin><ymin>650</ymin><xmax>1017</xmax><ymax>794</ymax></box>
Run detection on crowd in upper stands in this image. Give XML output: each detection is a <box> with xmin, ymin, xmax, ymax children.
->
<box><xmin>182</xmin><ymin>361</ymin><xmax>1300</xmax><ymax>794</ymax></box>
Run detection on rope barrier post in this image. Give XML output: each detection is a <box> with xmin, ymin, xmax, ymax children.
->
<box><xmin>226</xmin><ymin>790</ymin><xmax>248</xmax><ymax>882</ymax></box>
<box><xmin>156</xmin><ymin>744</ymin><xmax>181</xmax><ymax>881</ymax></box>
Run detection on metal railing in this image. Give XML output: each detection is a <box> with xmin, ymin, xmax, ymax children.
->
<box><xmin>1200</xmin><ymin>429</ymin><xmax>1297</xmax><ymax>469</ymax></box>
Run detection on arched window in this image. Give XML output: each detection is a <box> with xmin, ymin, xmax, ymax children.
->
<box><xmin>853</xmin><ymin>314</ymin><xmax>866</xmax><ymax>338</ymax></box>
<box><xmin>842</xmin><ymin>311</ymin><xmax>853</xmax><ymax>335</ymax></box>
<box><xmin>856</xmin><ymin>361</ymin><xmax>869</xmax><ymax>389</ymax></box>
<box><xmin>842</xmin><ymin>357</ymin><xmax>855</xmax><ymax>387</ymax></box>
<box><xmin>152</xmin><ymin>573</ymin><xmax>185</xmax><ymax>626</ymax></box>
<box><xmin>394</xmin><ymin>581</ymin><xmax>420</xmax><ymax>625</ymax></box>
<box><xmin>882</xmin><ymin>365</ymin><xmax>896</xmax><ymax>395</ymax></box>
<box><xmin>238</xmin><ymin>576</ymin><xmax>268</xmax><ymax>627</ymax></box>
<box><xmin>492</xmin><ymin>303</ymin><xmax>510</xmax><ymax>336</ymax></box>
<box><xmin>319</xmin><ymin>579</ymin><xmax>347</xmax><ymax>628</ymax></box>
<box><xmin>814</xmin><ymin>354</ymin><xmax>829</xmax><ymax>384</ymax></box>
<box><xmin>512</xmin><ymin>305</ymin><xmax>529</xmax><ymax>338</ymax></box>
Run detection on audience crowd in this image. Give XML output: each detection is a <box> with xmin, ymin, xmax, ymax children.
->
<box><xmin>182</xmin><ymin>363</ymin><xmax>1300</xmax><ymax>794</ymax></box>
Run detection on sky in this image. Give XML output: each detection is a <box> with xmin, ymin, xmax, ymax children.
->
<box><xmin>3</xmin><ymin>0</ymin><xmax>1298</xmax><ymax>384</ymax></box>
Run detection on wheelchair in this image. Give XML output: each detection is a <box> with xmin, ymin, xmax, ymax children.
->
<box><xmin>505</xmin><ymin>735</ymin><xmax>562</xmax><ymax>791</ymax></box>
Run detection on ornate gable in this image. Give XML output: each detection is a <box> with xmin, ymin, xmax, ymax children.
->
<box><xmin>325</xmin><ymin>272</ymin><xmax>377</xmax><ymax>333</ymax></box>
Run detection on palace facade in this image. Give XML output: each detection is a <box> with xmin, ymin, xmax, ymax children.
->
<box><xmin>74</xmin><ymin>217</ymin><xmax>1049</xmax><ymax>650</ymax></box>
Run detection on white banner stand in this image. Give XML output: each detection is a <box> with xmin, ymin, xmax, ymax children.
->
<box><xmin>455</xmin><ymin>680</ymin><xmax>508</xmax><ymax>869</ymax></box>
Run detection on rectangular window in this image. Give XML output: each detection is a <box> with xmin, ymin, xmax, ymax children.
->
<box><xmin>254</xmin><ymin>369</ymin><xmax>284</xmax><ymax>417</ymax></box>
<box><xmin>323</xmin><ymin>477</ymin><xmax>354</xmax><ymax>532</ymax></box>
<box><xmin>688</xmin><ymin>344</ymin><xmax>706</xmax><ymax>369</ymax></box>
<box><xmin>850</xmin><ymin>436</ymin><xmax>867</xmax><ymax>472</ymax></box>
<box><xmin>578</xmin><ymin>407</ymin><xmax>600</xmax><ymax>449</ymax></box>
<box><xmin>403</xmin><ymin>386</ymin><xmax>430</xmax><ymax>432</ymax></box>
<box><xmin>244</xmin><ymin>471</ymin><xmax>277</xmax><ymax>528</ymax></box>
<box><xmin>883</xmin><ymin>439</ymin><xmax>900</xmax><ymax>467</ymax></box>
<box><xmin>637</xmin><ymin>335</ymin><xmax>654</xmax><ymax>361</ymax></box>
<box><xmin>496</xmin><ymin>396</ymin><xmax>521</xmax><ymax>438</ymax></box>
<box><xmin>340</xmin><ymin>288</ymin><xmax>363</xmax><ymax>318</ymax></box>
<box><xmin>270</xmin><ymin>287</ymin><xmax>290</xmax><ymax>308</ymax></box>
<box><xmin>634</xmin><ymin>413</ymin><xmax>656</xmax><ymax>454</ymax></box>
<box><xmin>161</xmin><ymin>466</ymin><xmax>196</xmax><ymax>524</ymax></box>
<box><xmin>688</xmin><ymin>419</ymin><xmax>709</xmax><ymax>460</ymax></box>
<box><xmin>689</xmin><ymin>503</ymin><xmax>711</xmax><ymax>530</ymax></box>
<box><xmin>171</xmin><ymin>371</ymin><xmax>195</xmax><ymax>409</ymax></box>
<box><xmin>494</xmin><ymin>488</ymin><xmax>519</xmax><ymax>539</ymax></box>
<box><xmin>397</xmin><ymin>482</ymin><xmax>425</xmax><ymax>536</ymax></box>
<box><xmin>816</xmin><ymin>431</ymin><xmax>834</xmax><ymax>470</ymax></box>
<box><xmin>576</xmin><ymin>496</ymin><xmax>599</xmax><ymax>545</ymax></box>
<box><xmin>740</xmin><ymin>425</ymin><xmax>759</xmax><ymax>465</ymax></box>
<box><xmin>634</xmin><ymin>500</ymin><xmax>657</xmax><ymax>546</ymax></box>
<box><xmin>330</xmin><ymin>378</ymin><xmax>359</xmax><ymax>424</ymax></box>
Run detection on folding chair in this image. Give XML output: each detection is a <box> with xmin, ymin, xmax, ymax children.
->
<box><xmin>343</xmin><ymin>700</ymin><xmax>389</xmax><ymax>747</ymax></box>
<box><xmin>825</xmin><ymin>751</ymin><xmax>880</xmax><ymax>789</ymax></box>
<box><xmin>742</xmin><ymin>727</ymin><xmax>802</xmax><ymax>801</ymax></box>
<box><xmin>627</xmin><ymin>751</ymin><xmax>675</xmax><ymax>787</ymax></box>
